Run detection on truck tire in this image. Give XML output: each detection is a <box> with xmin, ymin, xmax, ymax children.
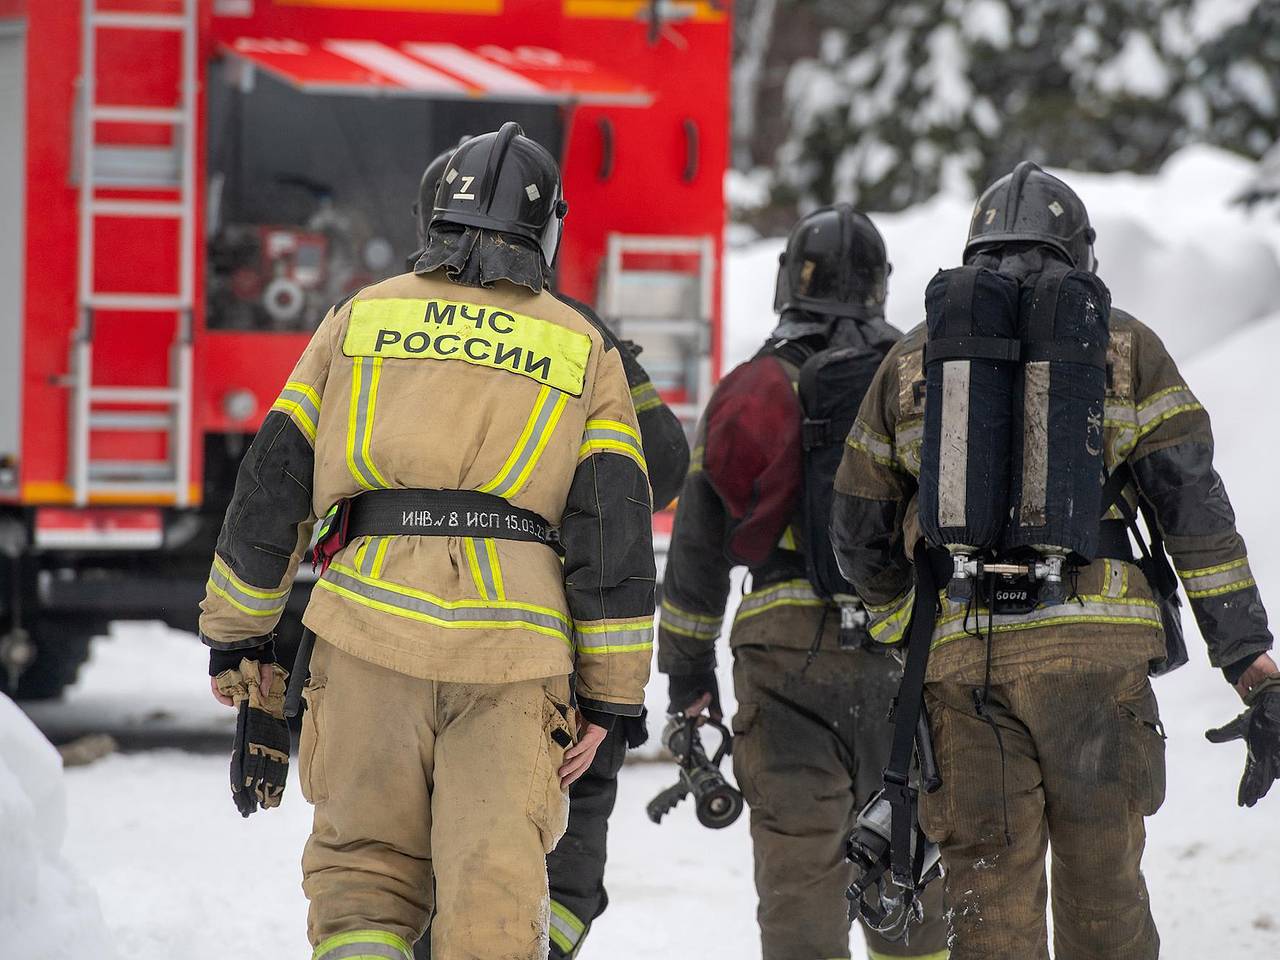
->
<box><xmin>12</xmin><ymin>617</ymin><xmax>104</xmax><ymax>701</ymax></box>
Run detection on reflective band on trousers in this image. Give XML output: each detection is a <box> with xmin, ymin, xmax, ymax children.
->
<box><xmin>576</xmin><ymin>617</ymin><xmax>654</xmax><ymax>654</ymax></box>
<box><xmin>548</xmin><ymin>900</ymin><xmax>586</xmax><ymax>955</ymax></box>
<box><xmin>316</xmin><ymin>563</ymin><xmax>571</xmax><ymax>646</ymax></box>
<box><xmin>868</xmin><ymin>948</ymin><xmax>950</xmax><ymax>960</ymax></box>
<box><xmin>312</xmin><ymin>930</ymin><xmax>412</xmax><ymax>960</ymax></box>
<box><xmin>206</xmin><ymin>554</ymin><xmax>289</xmax><ymax>618</ymax></box>
<box><xmin>480</xmin><ymin>384</ymin><xmax>569</xmax><ymax>499</ymax></box>
<box><xmin>271</xmin><ymin>379</ymin><xmax>322</xmax><ymax>442</ymax></box>
<box><xmin>1179</xmin><ymin>557</ymin><xmax>1256</xmax><ymax>599</ymax></box>
<box><xmin>347</xmin><ymin>356</ymin><xmax>390</xmax><ymax>490</ymax></box>
<box><xmin>735</xmin><ymin>579</ymin><xmax>825</xmax><ymax>624</ymax></box>
<box><xmin>578</xmin><ymin>418</ymin><xmax>647</xmax><ymax>472</ymax></box>
<box><xmin>660</xmin><ymin>597</ymin><xmax>722</xmax><ymax>640</ymax></box>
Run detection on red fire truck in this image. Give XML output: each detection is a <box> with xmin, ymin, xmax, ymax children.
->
<box><xmin>0</xmin><ymin>0</ymin><xmax>728</xmax><ymax>698</ymax></box>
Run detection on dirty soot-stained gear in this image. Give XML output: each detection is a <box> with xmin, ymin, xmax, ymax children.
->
<box><xmin>199</xmin><ymin>264</ymin><xmax>656</xmax><ymax>959</ymax></box>
<box><xmin>658</xmin><ymin>314</ymin><xmax>948</xmax><ymax>960</ymax></box>
<box><xmin>832</xmin><ymin>306</ymin><xmax>1272</xmax><ymax>960</ymax></box>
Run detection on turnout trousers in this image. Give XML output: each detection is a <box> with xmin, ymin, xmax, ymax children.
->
<box><xmin>413</xmin><ymin>707</ymin><xmax>635</xmax><ymax>960</ymax></box>
<box><xmin>919</xmin><ymin>658</ymin><xmax>1165</xmax><ymax>960</ymax></box>
<box><xmin>299</xmin><ymin>638</ymin><xmax>573</xmax><ymax>960</ymax></box>
<box><xmin>731</xmin><ymin>632</ymin><xmax>950</xmax><ymax>960</ymax></box>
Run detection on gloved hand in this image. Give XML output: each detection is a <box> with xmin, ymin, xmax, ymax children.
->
<box><xmin>1205</xmin><ymin>675</ymin><xmax>1280</xmax><ymax>808</ymax></box>
<box><xmin>668</xmin><ymin>670</ymin><xmax>722</xmax><ymax>720</ymax></box>
<box><xmin>214</xmin><ymin>658</ymin><xmax>291</xmax><ymax>817</ymax></box>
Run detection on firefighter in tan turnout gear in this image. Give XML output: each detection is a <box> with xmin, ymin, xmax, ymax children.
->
<box><xmin>199</xmin><ymin>123</ymin><xmax>656</xmax><ymax>960</ymax></box>
<box><xmin>832</xmin><ymin>163</ymin><xmax>1280</xmax><ymax>960</ymax></box>
<box><xmin>657</xmin><ymin>206</ymin><xmax>948</xmax><ymax>960</ymax></box>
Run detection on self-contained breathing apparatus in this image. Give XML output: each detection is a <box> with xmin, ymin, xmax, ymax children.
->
<box><xmin>646</xmin><ymin>715</ymin><xmax>744</xmax><ymax>829</ymax></box>
<box><xmin>848</xmin><ymin>163</ymin><xmax>1186</xmax><ymax>941</ymax></box>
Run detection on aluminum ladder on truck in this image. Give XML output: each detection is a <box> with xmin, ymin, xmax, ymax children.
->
<box><xmin>70</xmin><ymin>0</ymin><xmax>196</xmax><ymax>506</ymax></box>
<box><xmin>598</xmin><ymin>234</ymin><xmax>716</xmax><ymax>430</ymax></box>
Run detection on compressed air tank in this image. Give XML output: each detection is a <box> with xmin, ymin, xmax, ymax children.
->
<box><xmin>918</xmin><ymin>266</ymin><xmax>1022</xmax><ymax>552</ymax></box>
<box><xmin>1002</xmin><ymin>266</ymin><xmax>1111</xmax><ymax>560</ymax></box>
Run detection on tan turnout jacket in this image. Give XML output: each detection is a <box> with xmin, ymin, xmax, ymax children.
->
<box><xmin>200</xmin><ymin>269</ymin><xmax>656</xmax><ymax>715</ymax></box>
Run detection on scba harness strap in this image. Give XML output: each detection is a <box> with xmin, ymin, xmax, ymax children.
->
<box><xmin>314</xmin><ymin>488</ymin><xmax>561</xmax><ymax>572</ymax></box>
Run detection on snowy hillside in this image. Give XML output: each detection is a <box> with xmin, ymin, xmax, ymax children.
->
<box><xmin>10</xmin><ymin>145</ymin><xmax>1280</xmax><ymax>959</ymax></box>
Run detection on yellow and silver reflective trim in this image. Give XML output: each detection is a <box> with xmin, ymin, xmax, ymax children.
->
<box><xmin>548</xmin><ymin>900</ymin><xmax>587</xmax><ymax>955</ymax></box>
<box><xmin>895</xmin><ymin>418</ymin><xmax>925</xmax><ymax>476</ymax></box>
<box><xmin>735</xmin><ymin>579</ymin><xmax>825</xmax><ymax>624</ymax></box>
<box><xmin>1101</xmin><ymin>558</ymin><xmax>1129</xmax><ymax>599</ymax></box>
<box><xmin>932</xmin><ymin>593</ymin><xmax>1161</xmax><ymax>649</ymax></box>
<box><xmin>846</xmin><ymin>419</ymin><xmax>896</xmax><ymax>467</ymax></box>
<box><xmin>576</xmin><ymin>616</ymin><xmax>654</xmax><ymax>654</ymax></box>
<box><xmin>480</xmin><ymin>385</ymin><xmax>570</xmax><ymax>499</ymax></box>
<box><xmin>347</xmin><ymin>356</ymin><xmax>390</xmax><ymax>491</ymax></box>
<box><xmin>317</xmin><ymin>562</ymin><xmax>570</xmax><ymax>646</ymax></box>
<box><xmin>578</xmin><ymin>418</ymin><xmax>647</xmax><ymax>472</ymax></box>
<box><xmin>660</xmin><ymin>597</ymin><xmax>722</xmax><ymax>640</ymax></box>
<box><xmin>207</xmin><ymin>554</ymin><xmax>289</xmax><ymax>618</ymax></box>
<box><xmin>463</xmin><ymin>537</ymin><xmax>506</xmax><ymax>601</ymax></box>
<box><xmin>1136</xmin><ymin>385</ymin><xmax>1202</xmax><ymax>438</ymax></box>
<box><xmin>868</xmin><ymin>948</ymin><xmax>949</xmax><ymax>960</ymax></box>
<box><xmin>354</xmin><ymin>536</ymin><xmax>392</xmax><ymax>579</ymax></box>
<box><xmin>1179</xmin><ymin>557</ymin><xmax>1256</xmax><ymax>599</ymax></box>
<box><xmin>867</xmin><ymin>589</ymin><xmax>914</xmax><ymax>645</ymax></box>
<box><xmin>312</xmin><ymin>929</ymin><xmax>412</xmax><ymax>960</ymax></box>
<box><xmin>270</xmin><ymin>379</ymin><xmax>321</xmax><ymax>443</ymax></box>
<box><xmin>630</xmin><ymin>379</ymin><xmax>664</xmax><ymax>413</ymax></box>
<box><xmin>778</xmin><ymin>525</ymin><xmax>798</xmax><ymax>551</ymax></box>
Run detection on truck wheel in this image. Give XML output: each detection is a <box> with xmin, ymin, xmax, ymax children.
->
<box><xmin>12</xmin><ymin>618</ymin><xmax>102</xmax><ymax>701</ymax></box>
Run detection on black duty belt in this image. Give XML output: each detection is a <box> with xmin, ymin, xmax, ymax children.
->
<box><xmin>315</xmin><ymin>489</ymin><xmax>559</xmax><ymax>572</ymax></box>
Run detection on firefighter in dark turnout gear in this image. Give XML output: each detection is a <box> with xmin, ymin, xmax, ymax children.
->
<box><xmin>408</xmin><ymin>143</ymin><xmax>690</xmax><ymax>960</ymax></box>
<box><xmin>658</xmin><ymin>206</ymin><xmax>949</xmax><ymax>960</ymax></box>
<box><xmin>832</xmin><ymin>163</ymin><xmax>1279</xmax><ymax>960</ymax></box>
<box><xmin>200</xmin><ymin>124</ymin><xmax>658</xmax><ymax>960</ymax></box>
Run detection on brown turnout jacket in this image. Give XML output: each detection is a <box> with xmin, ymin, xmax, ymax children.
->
<box><xmin>831</xmin><ymin>308</ymin><xmax>1272</xmax><ymax>683</ymax></box>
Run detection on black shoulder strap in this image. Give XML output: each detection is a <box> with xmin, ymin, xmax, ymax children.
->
<box><xmin>885</xmin><ymin>538</ymin><xmax>942</xmax><ymax>889</ymax></box>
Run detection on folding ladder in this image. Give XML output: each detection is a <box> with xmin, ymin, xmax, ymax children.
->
<box><xmin>70</xmin><ymin>0</ymin><xmax>196</xmax><ymax>505</ymax></box>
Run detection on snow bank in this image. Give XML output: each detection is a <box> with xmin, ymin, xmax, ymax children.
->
<box><xmin>725</xmin><ymin>145</ymin><xmax>1280</xmax><ymax>368</ymax></box>
<box><xmin>0</xmin><ymin>694</ymin><xmax>113</xmax><ymax>958</ymax></box>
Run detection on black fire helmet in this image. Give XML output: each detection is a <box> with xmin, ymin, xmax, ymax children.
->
<box><xmin>413</xmin><ymin>137</ymin><xmax>469</xmax><ymax>249</ymax></box>
<box><xmin>430</xmin><ymin>122</ymin><xmax>568</xmax><ymax>268</ymax></box>
<box><xmin>965</xmin><ymin>161</ymin><xmax>1097</xmax><ymax>271</ymax></box>
<box><xmin>773</xmin><ymin>204</ymin><xmax>890</xmax><ymax>320</ymax></box>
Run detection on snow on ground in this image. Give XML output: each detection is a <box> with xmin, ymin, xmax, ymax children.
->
<box><xmin>0</xmin><ymin>694</ymin><xmax>113</xmax><ymax>958</ymax></box>
<box><xmin>17</xmin><ymin>144</ymin><xmax>1280</xmax><ymax>958</ymax></box>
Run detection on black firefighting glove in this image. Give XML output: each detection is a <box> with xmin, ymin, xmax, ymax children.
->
<box><xmin>1205</xmin><ymin>675</ymin><xmax>1280</xmax><ymax>808</ymax></box>
<box><xmin>214</xmin><ymin>658</ymin><xmax>290</xmax><ymax>818</ymax></box>
<box><xmin>668</xmin><ymin>670</ymin><xmax>722</xmax><ymax>719</ymax></box>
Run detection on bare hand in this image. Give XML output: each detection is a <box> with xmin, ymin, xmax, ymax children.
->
<box><xmin>683</xmin><ymin>691</ymin><xmax>723</xmax><ymax>724</ymax></box>
<box><xmin>209</xmin><ymin>661</ymin><xmax>273</xmax><ymax>708</ymax></box>
<box><xmin>1236</xmin><ymin>653</ymin><xmax>1280</xmax><ymax>700</ymax></box>
<box><xmin>558</xmin><ymin>720</ymin><xmax>608</xmax><ymax>788</ymax></box>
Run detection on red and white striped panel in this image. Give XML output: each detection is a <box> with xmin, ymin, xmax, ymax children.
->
<box><xmin>35</xmin><ymin>508</ymin><xmax>164</xmax><ymax>551</ymax></box>
<box><xmin>225</xmin><ymin>37</ymin><xmax>652</xmax><ymax>105</ymax></box>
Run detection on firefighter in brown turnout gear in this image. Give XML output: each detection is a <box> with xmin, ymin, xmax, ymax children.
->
<box><xmin>199</xmin><ymin>123</ymin><xmax>657</xmax><ymax>960</ymax></box>
<box><xmin>832</xmin><ymin>163</ymin><xmax>1280</xmax><ymax>960</ymax></box>
<box><xmin>657</xmin><ymin>206</ymin><xmax>949</xmax><ymax>960</ymax></box>
<box><xmin>407</xmin><ymin>144</ymin><xmax>690</xmax><ymax>960</ymax></box>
